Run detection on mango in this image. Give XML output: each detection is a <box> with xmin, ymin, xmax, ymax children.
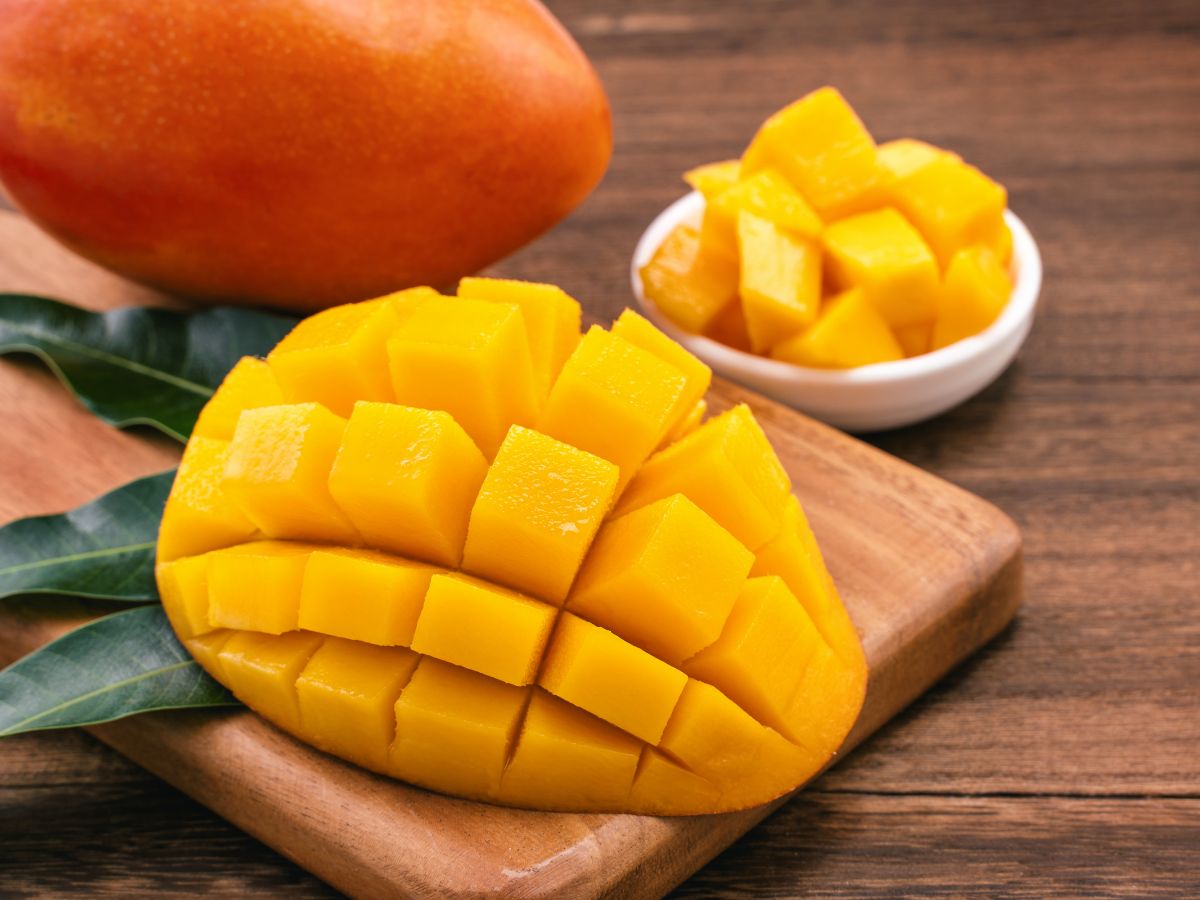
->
<box><xmin>932</xmin><ymin>246</ymin><xmax>1013</xmax><ymax>350</ymax></box>
<box><xmin>640</xmin><ymin>224</ymin><xmax>739</xmax><ymax>334</ymax></box>
<box><xmin>737</xmin><ymin>211</ymin><xmax>823</xmax><ymax>352</ymax></box>
<box><xmin>156</xmin><ymin>283</ymin><xmax>867</xmax><ymax>815</ymax></box>
<box><xmin>771</xmin><ymin>289</ymin><xmax>904</xmax><ymax>369</ymax></box>
<box><xmin>0</xmin><ymin>0</ymin><xmax>611</xmax><ymax>309</ymax></box>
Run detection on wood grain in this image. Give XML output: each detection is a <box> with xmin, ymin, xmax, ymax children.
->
<box><xmin>2</xmin><ymin>0</ymin><xmax>1198</xmax><ymax>894</ymax></box>
<box><xmin>0</xmin><ymin>205</ymin><xmax>1020</xmax><ymax>896</ymax></box>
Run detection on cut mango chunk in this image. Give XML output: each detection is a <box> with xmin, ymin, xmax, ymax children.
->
<box><xmin>877</xmin><ymin>138</ymin><xmax>956</xmax><ymax>180</ymax></box>
<box><xmin>891</xmin><ymin>154</ymin><xmax>1007</xmax><ymax>267</ymax></box>
<box><xmin>296</xmin><ymin>637</ymin><xmax>419</xmax><ymax>771</ymax></box>
<box><xmin>159</xmin><ymin>281</ymin><xmax>868</xmax><ymax>816</ymax></box>
<box><xmin>932</xmin><ymin>246</ymin><xmax>1013</xmax><ymax>350</ymax></box>
<box><xmin>741</xmin><ymin>86</ymin><xmax>887</xmax><ymax>220</ymax></box>
<box><xmin>823</xmin><ymin>207</ymin><xmax>939</xmax><ymax>328</ymax></box>
<box><xmin>611</xmin><ymin>309</ymin><xmax>712</xmax><ymax>438</ymax></box>
<box><xmin>618</xmin><ymin>404</ymin><xmax>792</xmax><ymax>552</ymax></box>
<box><xmin>500</xmin><ymin>691</ymin><xmax>643</xmax><ymax>810</ymax></box>
<box><xmin>539</xmin><ymin>612</ymin><xmax>687</xmax><ymax>744</ymax></box>
<box><xmin>387</xmin><ymin>296</ymin><xmax>539</xmax><ymax>458</ymax></box>
<box><xmin>703</xmin><ymin>299</ymin><xmax>753</xmax><ymax>353</ymax></box>
<box><xmin>982</xmin><ymin>216</ymin><xmax>1014</xmax><ymax>267</ymax></box>
<box><xmin>156</xmin><ymin>555</ymin><xmax>213</xmax><ymax>639</ymax></box>
<box><xmin>630</xmin><ymin>748</ymin><xmax>720</xmax><ymax>816</ymax></box>
<box><xmin>683</xmin><ymin>159</ymin><xmax>741</xmax><ymax>200</ymax></box>
<box><xmin>710</xmin><ymin>168</ymin><xmax>824</xmax><ymax>243</ymax></box>
<box><xmin>268</xmin><ymin>300</ymin><xmax>400</xmax><ymax>417</ymax></box>
<box><xmin>568</xmin><ymin>494</ymin><xmax>753</xmax><ymax>666</ymax></box>
<box><xmin>537</xmin><ymin>326</ymin><xmax>688</xmax><ymax>493</ymax></box>
<box><xmin>737</xmin><ymin>211</ymin><xmax>822</xmax><ymax>352</ymax></box>
<box><xmin>462</xmin><ymin>426</ymin><xmax>618</xmax><ymax>604</ymax></box>
<box><xmin>894</xmin><ymin>321</ymin><xmax>933</xmax><ymax>358</ymax></box>
<box><xmin>157</xmin><ymin>436</ymin><xmax>257</xmax><ymax>562</ymax></box>
<box><xmin>389</xmin><ymin>658</ymin><xmax>528</xmax><ymax>798</ymax></box>
<box><xmin>683</xmin><ymin>576</ymin><xmax>823</xmax><ymax>737</ymax></box>
<box><xmin>206</xmin><ymin>541</ymin><xmax>313</xmax><ymax>634</ymax></box>
<box><xmin>217</xmin><ymin>630</ymin><xmax>324</xmax><ymax>734</ymax></box>
<box><xmin>222</xmin><ymin>403</ymin><xmax>359</xmax><ymax>545</ymax></box>
<box><xmin>327</xmin><ymin>402</ymin><xmax>486</xmax><ymax>567</ymax></box>
<box><xmin>298</xmin><ymin>548</ymin><xmax>437</xmax><ymax>647</ymax></box>
<box><xmin>410</xmin><ymin>573</ymin><xmax>557</xmax><ymax>686</ymax></box>
<box><xmin>658</xmin><ymin>680</ymin><xmax>816</xmax><ymax>809</ymax></box>
<box><xmin>191</xmin><ymin>357</ymin><xmax>283</xmax><ymax>441</ymax></box>
<box><xmin>456</xmin><ymin>277</ymin><xmax>582</xmax><ymax>401</ymax></box>
<box><xmin>639</xmin><ymin>224</ymin><xmax>739</xmax><ymax>334</ymax></box>
<box><xmin>771</xmin><ymin>289</ymin><xmax>903</xmax><ymax>369</ymax></box>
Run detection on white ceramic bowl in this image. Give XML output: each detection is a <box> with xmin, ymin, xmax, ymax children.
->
<box><xmin>631</xmin><ymin>191</ymin><xmax>1042</xmax><ymax>432</ymax></box>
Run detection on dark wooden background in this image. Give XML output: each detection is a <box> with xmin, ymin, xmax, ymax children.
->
<box><xmin>2</xmin><ymin>0</ymin><xmax>1197</xmax><ymax>896</ymax></box>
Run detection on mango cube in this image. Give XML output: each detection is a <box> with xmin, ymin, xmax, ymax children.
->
<box><xmin>387</xmin><ymin>296</ymin><xmax>539</xmax><ymax>458</ymax></box>
<box><xmin>462</xmin><ymin>426</ymin><xmax>618</xmax><ymax>603</ymax></box>
<box><xmin>684</xmin><ymin>576</ymin><xmax>822</xmax><ymax>736</ymax></box>
<box><xmin>156</xmin><ymin>555</ymin><xmax>213</xmax><ymax>639</ymax></box>
<box><xmin>268</xmin><ymin>300</ymin><xmax>400</xmax><ymax>417</ymax></box>
<box><xmin>639</xmin><ymin>224</ymin><xmax>738</xmax><ymax>334</ymax></box>
<box><xmin>891</xmin><ymin>154</ymin><xmax>1007</xmax><ymax>267</ymax></box>
<box><xmin>877</xmin><ymin>138</ymin><xmax>955</xmax><ymax>180</ymax></box>
<box><xmin>630</xmin><ymin>749</ymin><xmax>720</xmax><ymax>816</ymax></box>
<box><xmin>456</xmin><ymin>277</ymin><xmax>582</xmax><ymax>401</ymax></box>
<box><xmin>191</xmin><ymin>357</ymin><xmax>284</xmax><ymax>441</ymax></box>
<box><xmin>183</xmin><ymin>629</ymin><xmax>235</xmax><ymax>675</ymax></box>
<box><xmin>410</xmin><ymin>573</ymin><xmax>557</xmax><ymax>686</ymax></box>
<box><xmin>539</xmin><ymin>612</ymin><xmax>687</xmax><ymax>744</ymax></box>
<box><xmin>932</xmin><ymin>246</ymin><xmax>1012</xmax><ymax>350</ymax></box>
<box><xmin>500</xmin><ymin>691</ymin><xmax>643</xmax><ymax>809</ymax></box>
<box><xmin>537</xmin><ymin>327</ymin><xmax>688</xmax><ymax>492</ymax></box>
<box><xmin>741</xmin><ymin>86</ymin><xmax>887</xmax><ymax>220</ymax></box>
<box><xmin>711</xmin><ymin>168</ymin><xmax>824</xmax><ymax>242</ymax></box>
<box><xmin>157</xmin><ymin>436</ymin><xmax>257</xmax><ymax>562</ymax></box>
<box><xmin>222</xmin><ymin>403</ymin><xmax>359</xmax><ymax>545</ymax></box>
<box><xmin>206</xmin><ymin>541</ymin><xmax>313</xmax><ymax>634</ymax></box>
<box><xmin>771</xmin><ymin>289</ymin><xmax>903</xmax><ymax>369</ymax></box>
<box><xmin>618</xmin><ymin>404</ymin><xmax>792</xmax><ymax>552</ymax></box>
<box><xmin>568</xmin><ymin>495</ymin><xmax>753</xmax><ymax>666</ymax></box>
<box><xmin>660</xmin><ymin>398</ymin><xmax>706</xmax><ymax>449</ymax></box>
<box><xmin>823</xmin><ymin>207</ymin><xmax>940</xmax><ymax>328</ymax></box>
<box><xmin>327</xmin><ymin>402</ymin><xmax>487</xmax><ymax>567</ymax></box>
<box><xmin>894</xmin><ymin>321</ymin><xmax>933</xmax><ymax>358</ymax></box>
<box><xmin>737</xmin><ymin>211</ymin><xmax>822</xmax><ymax>352</ymax></box>
<box><xmin>611</xmin><ymin>309</ymin><xmax>711</xmax><ymax>426</ymax></box>
<box><xmin>684</xmin><ymin>159</ymin><xmax>740</xmax><ymax>200</ymax></box>
<box><xmin>298</xmin><ymin>548</ymin><xmax>437</xmax><ymax>647</ymax></box>
<box><xmin>703</xmin><ymin>299</ymin><xmax>753</xmax><ymax>352</ymax></box>
<box><xmin>216</xmin><ymin>630</ymin><xmax>324</xmax><ymax>734</ymax></box>
<box><xmin>983</xmin><ymin>216</ymin><xmax>1014</xmax><ymax>267</ymax></box>
<box><xmin>390</xmin><ymin>658</ymin><xmax>528</xmax><ymax>798</ymax></box>
<box><xmin>296</xmin><ymin>637</ymin><xmax>420</xmax><ymax>771</ymax></box>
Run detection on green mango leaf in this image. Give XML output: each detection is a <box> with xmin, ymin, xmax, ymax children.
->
<box><xmin>0</xmin><ymin>294</ymin><xmax>296</xmax><ymax>441</ymax></box>
<box><xmin>0</xmin><ymin>605</ymin><xmax>238</xmax><ymax>737</ymax></box>
<box><xmin>0</xmin><ymin>471</ymin><xmax>175</xmax><ymax>603</ymax></box>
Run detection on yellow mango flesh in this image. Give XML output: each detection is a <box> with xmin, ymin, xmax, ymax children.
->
<box><xmin>683</xmin><ymin>159</ymin><xmax>741</xmax><ymax>200</ymax></box>
<box><xmin>891</xmin><ymin>154</ymin><xmax>1008</xmax><ymax>268</ymax></box>
<box><xmin>771</xmin><ymin>289</ymin><xmax>904</xmax><ymax>369</ymax></box>
<box><xmin>191</xmin><ymin>357</ymin><xmax>283</xmax><ymax>441</ymax></box>
<box><xmin>708</xmin><ymin>168</ymin><xmax>824</xmax><ymax>252</ymax></box>
<box><xmin>639</xmin><ymin>223</ymin><xmax>739</xmax><ymax>334</ymax></box>
<box><xmin>932</xmin><ymin>246</ymin><xmax>1013</xmax><ymax>350</ymax></box>
<box><xmin>823</xmin><ymin>207</ymin><xmax>940</xmax><ymax>328</ymax></box>
<box><xmin>741</xmin><ymin>86</ymin><xmax>888</xmax><ymax>220</ymax></box>
<box><xmin>737</xmin><ymin>211</ymin><xmax>822</xmax><ymax>352</ymax></box>
<box><xmin>455</xmin><ymin>277</ymin><xmax>582</xmax><ymax>401</ymax></box>
<box><xmin>157</xmin><ymin>286</ymin><xmax>867</xmax><ymax>815</ymax></box>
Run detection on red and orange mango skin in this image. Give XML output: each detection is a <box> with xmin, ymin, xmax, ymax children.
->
<box><xmin>0</xmin><ymin>0</ymin><xmax>611</xmax><ymax>309</ymax></box>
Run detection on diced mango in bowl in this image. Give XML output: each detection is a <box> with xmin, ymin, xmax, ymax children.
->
<box><xmin>641</xmin><ymin>87</ymin><xmax>1015</xmax><ymax>367</ymax></box>
<box><xmin>156</xmin><ymin>279</ymin><xmax>868</xmax><ymax>815</ymax></box>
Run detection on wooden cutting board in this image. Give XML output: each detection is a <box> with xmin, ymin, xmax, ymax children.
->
<box><xmin>0</xmin><ymin>210</ymin><xmax>1022</xmax><ymax>898</ymax></box>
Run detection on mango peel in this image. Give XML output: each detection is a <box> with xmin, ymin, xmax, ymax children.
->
<box><xmin>156</xmin><ymin>279</ymin><xmax>867</xmax><ymax>815</ymax></box>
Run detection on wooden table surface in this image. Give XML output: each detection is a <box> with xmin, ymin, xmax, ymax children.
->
<box><xmin>2</xmin><ymin>1</ymin><xmax>1197</xmax><ymax>896</ymax></box>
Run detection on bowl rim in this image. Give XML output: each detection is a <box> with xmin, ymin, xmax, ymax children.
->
<box><xmin>630</xmin><ymin>190</ymin><xmax>1042</xmax><ymax>385</ymax></box>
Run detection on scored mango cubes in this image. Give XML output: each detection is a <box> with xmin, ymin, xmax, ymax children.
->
<box><xmin>157</xmin><ymin>278</ymin><xmax>867</xmax><ymax>816</ymax></box>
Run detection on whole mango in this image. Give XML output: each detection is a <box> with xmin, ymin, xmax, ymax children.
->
<box><xmin>0</xmin><ymin>0</ymin><xmax>611</xmax><ymax>309</ymax></box>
